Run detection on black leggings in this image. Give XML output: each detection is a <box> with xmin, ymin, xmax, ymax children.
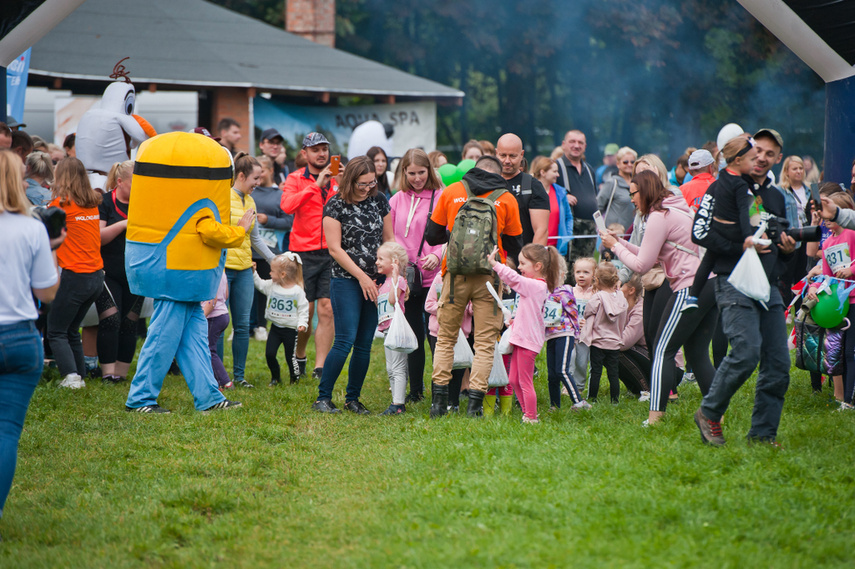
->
<box><xmin>843</xmin><ymin>304</ymin><xmax>855</xmax><ymax>404</ymax></box>
<box><xmin>266</xmin><ymin>324</ymin><xmax>299</xmax><ymax>382</ymax></box>
<box><xmin>95</xmin><ymin>273</ymin><xmax>143</xmax><ymax>365</ymax></box>
<box><xmin>649</xmin><ymin>281</ymin><xmax>717</xmax><ymax>412</ymax></box>
<box><xmin>588</xmin><ymin>346</ymin><xmax>620</xmax><ymax>402</ymax></box>
<box><xmin>545</xmin><ymin>335</ymin><xmax>583</xmax><ymax>407</ymax></box>
<box><xmin>404</xmin><ymin>287</ymin><xmax>430</xmax><ymax>398</ymax></box>
<box><xmin>618</xmin><ymin>346</ymin><xmax>651</xmax><ymax>395</ymax></box>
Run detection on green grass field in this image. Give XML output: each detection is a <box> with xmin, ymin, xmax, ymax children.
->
<box><xmin>2</xmin><ymin>335</ymin><xmax>854</xmax><ymax>568</ymax></box>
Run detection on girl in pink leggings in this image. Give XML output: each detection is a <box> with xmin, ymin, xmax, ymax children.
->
<box><xmin>489</xmin><ymin>244</ymin><xmax>562</xmax><ymax>423</ymax></box>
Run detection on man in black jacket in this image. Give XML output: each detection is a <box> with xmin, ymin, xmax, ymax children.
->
<box><xmin>694</xmin><ymin>128</ymin><xmax>795</xmax><ymax>448</ymax></box>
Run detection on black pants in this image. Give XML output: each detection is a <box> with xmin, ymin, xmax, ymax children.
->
<box><xmin>96</xmin><ymin>272</ymin><xmax>143</xmax><ymax>365</ymax></box>
<box><xmin>266</xmin><ymin>324</ymin><xmax>298</xmax><ymax>382</ymax></box>
<box><xmin>46</xmin><ymin>269</ymin><xmax>104</xmax><ymax>377</ymax></box>
<box><xmin>545</xmin><ymin>335</ymin><xmax>583</xmax><ymax>407</ymax></box>
<box><xmin>404</xmin><ymin>287</ymin><xmax>429</xmax><ymax>398</ymax></box>
<box><xmin>588</xmin><ymin>346</ymin><xmax>620</xmax><ymax>402</ymax></box>
<box><xmin>250</xmin><ymin>258</ymin><xmax>270</xmax><ymax>330</ymax></box>
<box><xmin>618</xmin><ymin>346</ymin><xmax>651</xmax><ymax>395</ymax></box>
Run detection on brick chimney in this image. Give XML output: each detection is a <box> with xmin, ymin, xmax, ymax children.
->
<box><xmin>286</xmin><ymin>0</ymin><xmax>335</xmax><ymax>48</ymax></box>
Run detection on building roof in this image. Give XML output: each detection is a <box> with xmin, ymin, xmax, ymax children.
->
<box><xmin>28</xmin><ymin>0</ymin><xmax>464</xmax><ymax>99</ymax></box>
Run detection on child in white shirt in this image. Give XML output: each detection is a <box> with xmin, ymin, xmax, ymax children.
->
<box><xmin>375</xmin><ymin>242</ymin><xmax>410</xmax><ymax>415</ymax></box>
<box><xmin>253</xmin><ymin>253</ymin><xmax>309</xmax><ymax>386</ymax></box>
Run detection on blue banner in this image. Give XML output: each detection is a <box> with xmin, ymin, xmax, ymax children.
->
<box><xmin>6</xmin><ymin>49</ymin><xmax>31</xmax><ymax>121</ymax></box>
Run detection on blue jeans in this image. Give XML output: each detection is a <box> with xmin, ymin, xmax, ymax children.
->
<box><xmin>701</xmin><ymin>278</ymin><xmax>790</xmax><ymax>441</ymax></box>
<box><xmin>126</xmin><ymin>300</ymin><xmax>226</xmax><ymax>411</ymax></box>
<box><xmin>0</xmin><ymin>321</ymin><xmax>43</xmax><ymax>518</ymax></box>
<box><xmin>225</xmin><ymin>268</ymin><xmax>253</xmax><ymax>382</ymax></box>
<box><xmin>318</xmin><ymin>277</ymin><xmax>378</xmax><ymax>402</ymax></box>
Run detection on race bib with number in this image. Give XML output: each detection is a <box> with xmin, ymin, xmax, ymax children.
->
<box><xmin>267</xmin><ymin>295</ymin><xmax>297</xmax><ymax>320</ymax></box>
<box><xmin>825</xmin><ymin>242</ymin><xmax>851</xmax><ymax>273</ymax></box>
<box><xmin>543</xmin><ymin>300</ymin><xmax>562</xmax><ymax>327</ymax></box>
<box><xmin>377</xmin><ymin>293</ymin><xmax>394</xmax><ymax>324</ymax></box>
<box><xmin>577</xmin><ymin>298</ymin><xmax>589</xmax><ymax>318</ymax></box>
<box><xmin>502</xmin><ymin>295</ymin><xmax>518</xmax><ymax>318</ymax></box>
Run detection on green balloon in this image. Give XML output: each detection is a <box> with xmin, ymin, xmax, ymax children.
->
<box><xmin>438</xmin><ymin>163</ymin><xmax>459</xmax><ymax>186</ymax></box>
<box><xmin>812</xmin><ymin>283</ymin><xmax>847</xmax><ymax>328</ymax></box>
<box><xmin>458</xmin><ymin>159</ymin><xmax>476</xmax><ymax>173</ymax></box>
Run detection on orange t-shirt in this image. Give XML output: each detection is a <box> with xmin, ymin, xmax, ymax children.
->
<box><xmin>50</xmin><ymin>198</ymin><xmax>104</xmax><ymax>273</ymax></box>
<box><xmin>430</xmin><ymin>181</ymin><xmax>523</xmax><ymax>274</ymax></box>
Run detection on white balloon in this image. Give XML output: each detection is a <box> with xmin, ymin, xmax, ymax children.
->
<box><xmin>716</xmin><ymin>123</ymin><xmax>744</xmax><ymax>151</ymax></box>
<box><xmin>347</xmin><ymin>120</ymin><xmax>392</xmax><ymax>160</ymax></box>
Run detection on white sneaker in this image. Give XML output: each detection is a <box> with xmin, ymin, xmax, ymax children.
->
<box><xmin>522</xmin><ymin>416</ymin><xmax>540</xmax><ymax>424</ymax></box>
<box><xmin>683</xmin><ymin>372</ymin><xmax>696</xmax><ymax>383</ymax></box>
<box><xmin>572</xmin><ymin>400</ymin><xmax>592</xmax><ymax>411</ymax></box>
<box><xmin>253</xmin><ymin>327</ymin><xmax>268</xmax><ymax>341</ymax></box>
<box><xmin>641</xmin><ymin>419</ymin><xmax>650</xmax><ymax>427</ymax></box>
<box><xmin>59</xmin><ymin>373</ymin><xmax>85</xmax><ymax>389</ymax></box>
<box><xmin>837</xmin><ymin>402</ymin><xmax>854</xmax><ymax>412</ymax></box>
<box><xmin>638</xmin><ymin>391</ymin><xmax>650</xmax><ymax>402</ymax></box>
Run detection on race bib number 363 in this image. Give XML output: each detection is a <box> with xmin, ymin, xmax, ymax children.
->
<box><xmin>268</xmin><ymin>296</ymin><xmax>297</xmax><ymax>319</ymax></box>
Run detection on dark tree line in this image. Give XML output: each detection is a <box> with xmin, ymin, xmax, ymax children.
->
<box><xmin>213</xmin><ymin>0</ymin><xmax>825</xmax><ymax>164</ymax></box>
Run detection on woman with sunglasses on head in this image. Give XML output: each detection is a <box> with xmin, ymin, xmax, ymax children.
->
<box><xmin>597</xmin><ymin>146</ymin><xmax>637</xmax><ymax>231</ymax></box>
<box><xmin>315</xmin><ymin>156</ymin><xmax>393</xmax><ymax>414</ymax></box>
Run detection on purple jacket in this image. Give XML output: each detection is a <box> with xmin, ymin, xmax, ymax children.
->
<box><xmin>545</xmin><ymin>285</ymin><xmax>579</xmax><ymax>340</ymax></box>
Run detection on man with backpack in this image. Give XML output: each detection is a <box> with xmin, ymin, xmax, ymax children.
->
<box><xmin>424</xmin><ymin>155</ymin><xmax>523</xmax><ymax>417</ymax></box>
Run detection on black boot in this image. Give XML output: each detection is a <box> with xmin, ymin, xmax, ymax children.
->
<box><xmin>467</xmin><ymin>390</ymin><xmax>486</xmax><ymax>417</ymax></box>
<box><xmin>429</xmin><ymin>383</ymin><xmax>448</xmax><ymax>418</ymax></box>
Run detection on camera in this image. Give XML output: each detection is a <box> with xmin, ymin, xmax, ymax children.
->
<box><xmin>765</xmin><ymin>215</ymin><xmax>821</xmax><ymax>244</ymax></box>
<box><xmin>32</xmin><ymin>206</ymin><xmax>67</xmax><ymax>239</ymax></box>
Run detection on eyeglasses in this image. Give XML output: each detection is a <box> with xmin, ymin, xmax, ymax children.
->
<box><xmin>629</xmin><ymin>189</ymin><xmax>639</xmax><ymax>197</ymax></box>
<box><xmin>621</xmin><ymin>160</ymin><xmax>633</xmax><ymax>165</ymax></box>
<box><xmin>356</xmin><ymin>180</ymin><xmax>377</xmax><ymax>189</ymax></box>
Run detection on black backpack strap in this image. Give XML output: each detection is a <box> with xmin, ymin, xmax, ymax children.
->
<box><xmin>521</xmin><ymin>173</ymin><xmax>532</xmax><ymax>193</ymax></box>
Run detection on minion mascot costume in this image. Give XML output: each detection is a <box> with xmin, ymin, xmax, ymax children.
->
<box><xmin>124</xmin><ymin>131</ymin><xmax>246</xmax><ymax>413</ymax></box>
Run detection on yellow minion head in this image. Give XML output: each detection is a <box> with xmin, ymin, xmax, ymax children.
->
<box><xmin>126</xmin><ymin>131</ymin><xmax>234</xmax><ymax>301</ymax></box>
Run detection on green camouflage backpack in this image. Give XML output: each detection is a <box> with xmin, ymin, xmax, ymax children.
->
<box><xmin>445</xmin><ymin>180</ymin><xmax>507</xmax><ymax>301</ymax></box>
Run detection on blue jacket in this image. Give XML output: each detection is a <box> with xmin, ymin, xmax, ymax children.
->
<box><xmin>550</xmin><ymin>183</ymin><xmax>574</xmax><ymax>256</ymax></box>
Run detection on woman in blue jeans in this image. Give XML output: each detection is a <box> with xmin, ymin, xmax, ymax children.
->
<box><xmin>315</xmin><ymin>156</ymin><xmax>392</xmax><ymax>414</ymax></box>
<box><xmin>0</xmin><ymin>150</ymin><xmax>62</xmax><ymax>531</ymax></box>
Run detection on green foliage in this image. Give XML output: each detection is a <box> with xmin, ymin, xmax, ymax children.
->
<box><xmin>2</xmin><ymin>336</ymin><xmax>854</xmax><ymax>567</ymax></box>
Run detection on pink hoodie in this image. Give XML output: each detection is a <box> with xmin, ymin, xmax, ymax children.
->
<box><xmin>424</xmin><ymin>273</ymin><xmax>472</xmax><ymax>337</ymax></box>
<box><xmin>620</xmin><ymin>300</ymin><xmax>645</xmax><ymax>350</ymax></box>
<box><xmin>493</xmin><ymin>262</ymin><xmax>550</xmax><ymax>353</ymax></box>
<box><xmin>390</xmin><ymin>187</ymin><xmax>444</xmax><ymax>287</ymax></box>
<box><xmin>611</xmin><ymin>195</ymin><xmax>700</xmax><ymax>292</ymax></box>
<box><xmin>579</xmin><ymin>289</ymin><xmax>628</xmax><ymax>350</ymax></box>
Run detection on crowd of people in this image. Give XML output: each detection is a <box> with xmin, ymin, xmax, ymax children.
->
<box><xmin>4</xmin><ymin>115</ymin><xmax>855</xmax><ymax>530</ymax></box>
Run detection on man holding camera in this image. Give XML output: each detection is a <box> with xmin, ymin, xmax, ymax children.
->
<box><xmin>694</xmin><ymin>128</ymin><xmax>796</xmax><ymax>448</ymax></box>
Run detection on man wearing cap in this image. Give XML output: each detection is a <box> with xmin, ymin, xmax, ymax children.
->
<box><xmin>596</xmin><ymin>143</ymin><xmax>619</xmax><ymax>189</ymax></box>
<box><xmin>259</xmin><ymin>128</ymin><xmax>290</xmax><ymax>185</ymax></box>
<box><xmin>693</xmin><ymin>127</ymin><xmax>794</xmax><ymax>448</ymax></box>
<box><xmin>680</xmin><ymin>149</ymin><xmax>717</xmax><ymax>212</ymax></box>
<box><xmin>279</xmin><ymin>133</ymin><xmax>337</xmax><ymax>380</ymax></box>
<box><xmin>6</xmin><ymin>117</ymin><xmax>26</xmax><ymax>132</ymax></box>
<box><xmin>556</xmin><ymin>129</ymin><xmax>598</xmax><ymax>280</ymax></box>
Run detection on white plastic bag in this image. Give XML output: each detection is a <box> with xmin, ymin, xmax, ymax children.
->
<box><xmin>727</xmin><ymin>246</ymin><xmax>770</xmax><ymax>303</ymax></box>
<box><xmin>383</xmin><ymin>287</ymin><xmax>418</xmax><ymax>353</ymax></box>
<box><xmin>487</xmin><ymin>342</ymin><xmax>509</xmax><ymax>387</ymax></box>
<box><xmin>498</xmin><ymin>327</ymin><xmax>514</xmax><ymax>355</ymax></box>
<box><xmin>452</xmin><ymin>330</ymin><xmax>474</xmax><ymax>369</ymax></box>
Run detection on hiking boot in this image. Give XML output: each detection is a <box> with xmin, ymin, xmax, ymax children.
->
<box><xmin>429</xmin><ymin>383</ymin><xmax>449</xmax><ymax>418</ymax></box>
<box><xmin>467</xmin><ymin>390</ymin><xmax>486</xmax><ymax>417</ymax></box>
<box><xmin>344</xmin><ymin>400</ymin><xmax>370</xmax><ymax>415</ymax></box>
<box><xmin>694</xmin><ymin>408</ymin><xmax>725</xmax><ymax>446</ymax></box>
<box><xmin>311</xmin><ymin>399</ymin><xmax>341</xmax><ymax>414</ymax></box>
<box><xmin>203</xmin><ymin>400</ymin><xmax>242</xmax><ymax>412</ymax></box>
<box><xmin>125</xmin><ymin>404</ymin><xmax>171</xmax><ymax>414</ymax></box>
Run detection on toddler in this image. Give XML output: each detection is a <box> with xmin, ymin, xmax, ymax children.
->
<box><xmin>376</xmin><ymin>242</ymin><xmax>411</xmax><ymax>415</ymax></box>
<box><xmin>544</xmin><ymin>256</ymin><xmax>591</xmax><ymax>411</ymax></box>
<box><xmin>203</xmin><ymin>271</ymin><xmax>232</xmax><ymax>389</ymax></box>
<box><xmin>580</xmin><ymin>261</ymin><xmax>628</xmax><ymax>403</ymax></box>
<box><xmin>570</xmin><ymin>257</ymin><xmax>596</xmax><ymax>393</ymax></box>
<box><xmin>489</xmin><ymin>243</ymin><xmax>562</xmax><ymax>423</ymax></box>
<box><xmin>252</xmin><ymin>253</ymin><xmax>309</xmax><ymax>386</ymax></box>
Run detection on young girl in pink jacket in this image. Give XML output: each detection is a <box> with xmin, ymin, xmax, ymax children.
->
<box><xmin>580</xmin><ymin>262</ymin><xmax>628</xmax><ymax>403</ymax></box>
<box><xmin>489</xmin><ymin>243</ymin><xmax>562</xmax><ymax>423</ymax></box>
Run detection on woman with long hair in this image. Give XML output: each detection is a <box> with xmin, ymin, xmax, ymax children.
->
<box><xmin>47</xmin><ymin>157</ymin><xmax>105</xmax><ymax>388</ymax></box>
<box><xmin>317</xmin><ymin>156</ymin><xmax>393</xmax><ymax>414</ymax></box>
<box><xmin>366</xmin><ymin>146</ymin><xmax>392</xmax><ymax>199</ymax></box>
<box><xmin>600</xmin><ymin>170</ymin><xmax>717</xmax><ymax>425</ymax></box>
<box><xmin>530</xmin><ymin>156</ymin><xmax>572</xmax><ymax>255</ymax></box>
<box><xmin>389</xmin><ymin>148</ymin><xmax>444</xmax><ymax>402</ymax></box>
<box><xmin>0</xmin><ymin>150</ymin><xmax>62</xmax><ymax>532</ymax></box>
<box><xmin>223</xmin><ymin>152</ymin><xmax>276</xmax><ymax>388</ymax></box>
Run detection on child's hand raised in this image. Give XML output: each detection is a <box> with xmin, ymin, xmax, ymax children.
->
<box><xmin>488</xmin><ymin>246</ymin><xmax>500</xmax><ymax>267</ymax></box>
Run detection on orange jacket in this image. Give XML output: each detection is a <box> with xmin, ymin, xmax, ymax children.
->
<box><xmin>279</xmin><ymin>167</ymin><xmax>338</xmax><ymax>252</ymax></box>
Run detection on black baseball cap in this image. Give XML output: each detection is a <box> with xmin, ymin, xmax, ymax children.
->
<box><xmin>261</xmin><ymin>128</ymin><xmax>284</xmax><ymax>143</ymax></box>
